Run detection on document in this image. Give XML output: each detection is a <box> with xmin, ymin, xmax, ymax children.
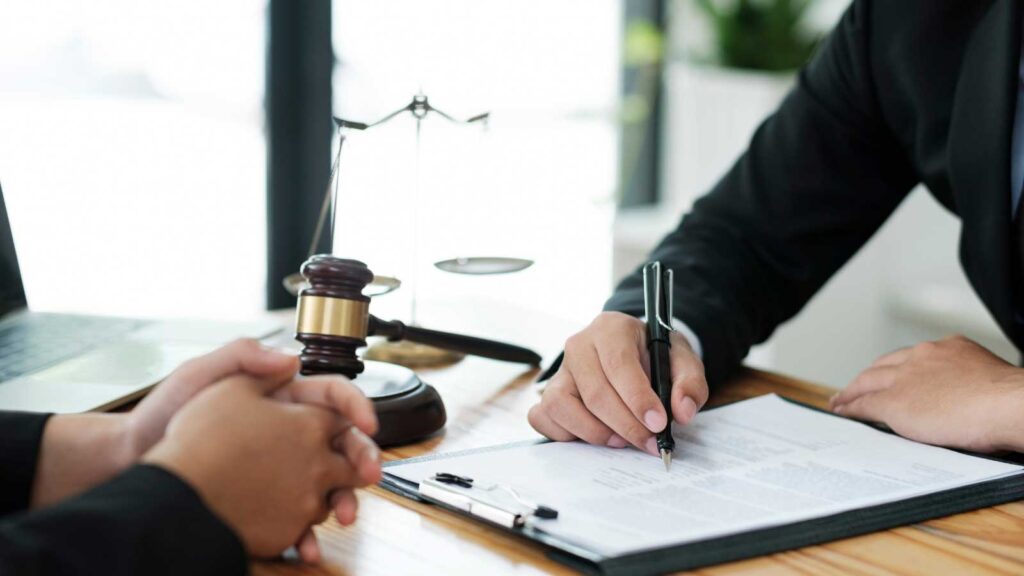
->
<box><xmin>385</xmin><ymin>394</ymin><xmax>1023</xmax><ymax>557</ymax></box>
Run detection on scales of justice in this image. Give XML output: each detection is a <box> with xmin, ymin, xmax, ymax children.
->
<box><xmin>283</xmin><ymin>94</ymin><xmax>540</xmax><ymax>446</ymax></box>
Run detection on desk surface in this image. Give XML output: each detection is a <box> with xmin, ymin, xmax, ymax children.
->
<box><xmin>253</xmin><ymin>332</ymin><xmax>1024</xmax><ymax>575</ymax></box>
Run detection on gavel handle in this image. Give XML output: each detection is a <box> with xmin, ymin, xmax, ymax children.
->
<box><xmin>368</xmin><ymin>316</ymin><xmax>542</xmax><ymax>366</ymax></box>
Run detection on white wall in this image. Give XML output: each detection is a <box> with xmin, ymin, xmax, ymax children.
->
<box><xmin>767</xmin><ymin>188</ymin><xmax>1015</xmax><ymax>388</ymax></box>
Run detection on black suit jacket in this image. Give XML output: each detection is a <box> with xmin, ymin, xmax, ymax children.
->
<box><xmin>606</xmin><ymin>0</ymin><xmax>1023</xmax><ymax>386</ymax></box>
<box><xmin>0</xmin><ymin>412</ymin><xmax>247</xmax><ymax>575</ymax></box>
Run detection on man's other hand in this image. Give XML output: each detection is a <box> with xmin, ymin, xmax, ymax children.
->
<box><xmin>830</xmin><ymin>335</ymin><xmax>1024</xmax><ymax>453</ymax></box>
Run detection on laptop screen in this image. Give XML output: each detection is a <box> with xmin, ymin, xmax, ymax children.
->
<box><xmin>0</xmin><ymin>183</ymin><xmax>27</xmax><ymax>317</ymax></box>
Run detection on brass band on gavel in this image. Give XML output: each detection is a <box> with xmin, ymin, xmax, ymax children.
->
<box><xmin>295</xmin><ymin>295</ymin><xmax>369</xmax><ymax>340</ymax></box>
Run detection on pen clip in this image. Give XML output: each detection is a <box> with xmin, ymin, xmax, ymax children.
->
<box><xmin>643</xmin><ymin>262</ymin><xmax>676</xmax><ymax>338</ymax></box>
<box><xmin>663</xmin><ymin>267</ymin><xmax>674</xmax><ymax>332</ymax></box>
<box><xmin>434</xmin><ymin>472</ymin><xmax>474</xmax><ymax>488</ymax></box>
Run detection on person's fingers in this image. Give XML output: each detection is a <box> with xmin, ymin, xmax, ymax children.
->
<box><xmin>570</xmin><ymin>344</ymin><xmax>657</xmax><ymax>451</ymax></box>
<box><xmin>307</xmin><ymin>406</ymin><xmax>357</xmax><ymax>441</ymax></box>
<box><xmin>527</xmin><ymin>399</ymin><xmax>578</xmax><ymax>442</ymax></box>
<box><xmin>668</xmin><ymin>332</ymin><xmax>708</xmax><ymax>426</ymax></box>
<box><xmin>175</xmin><ymin>339</ymin><xmax>299</xmax><ymax>391</ymax></box>
<box><xmin>544</xmin><ymin>380</ymin><xmax>639</xmax><ymax>451</ymax></box>
<box><xmin>324</xmin><ymin>450</ymin><xmax>362</xmax><ymax>489</ymax></box>
<box><xmin>871</xmin><ymin>346</ymin><xmax>911</xmax><ymax>368</ymax></box>
<box><xmin>331</xmin><ymin>489</ymin><xmax>359</xmax><ymax>526</ymax></box>
<box><xmin>296</xmin><ymin>528</ymin><xmax>322</xmax><ymax>564</ymax></box>
<box><xmin>634</xmin><ymin>329</ymin><xmax>652</xmax><ymax>378</ymax></box>
<box><xmin>284</xmin><ymin>403</ymin><xmax>358</xmax><ymax>459</ymax></box>
<box><xmin>591</xmin><ymin>335</ymin><xmax>667</xmax><ymax>435</ymax></box>
<box><xmin>830</xmin><ymin>366</ymin><xmax>898</xmax><ymax>410</ymax></box>
<box><xmin>275</xmin><ymin>376</ymin><xmax>379</xmax><ymax>437</ymax></box>
<box><xmin>831</xmin><ymin>391</ymin><xmax>891</xmax><ymax>425</ymax></box>
<box><xmin>332</xmin><ymin>426</ymin><xmax>382</xmax><ymax>485</ymax></box>
<box><xmin>138</xmin><ymin>341</ymin><xmax>297</xmax><ymax>424</ymax></box>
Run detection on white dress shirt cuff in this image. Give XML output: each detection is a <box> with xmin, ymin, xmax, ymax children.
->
<box><xmin>670</xmin><ymin>317</ymin><xmax>704</xmax><ymax>359</ymax></box>
<box><xmin>637</xmin><ymin>314</ymin><xmax>704</xmax><ymax>359</ymax></box>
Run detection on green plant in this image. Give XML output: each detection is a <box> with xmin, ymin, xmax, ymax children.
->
<box><xmin>694</xmin><ymin>0</ymin><xmax>819</xmax><ymax>72</ymax></box>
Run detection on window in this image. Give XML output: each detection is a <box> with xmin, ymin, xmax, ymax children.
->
<box><xmin>0</xmin><ymin>1</ymin><xmax>267</xmax><ymax>319</ymax></box>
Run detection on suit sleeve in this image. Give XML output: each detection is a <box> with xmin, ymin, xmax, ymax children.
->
<box><xmin>0</xmin><ymin>464</ymin><xmax>248</xmax><ymax>576</ymax></box>
<box><xmin>605</xmin><ymin>0</ymin><xmax>918</xmax><ymax>385</ymax></box>
<box><xmin>0</xmin><ymin>412</ymin><xmax>52</xmax><ymax>515</ymax></box>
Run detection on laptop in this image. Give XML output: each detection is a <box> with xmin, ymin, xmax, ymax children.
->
<box><xmin>0</xmin><ymin>182</ymin><xmax>282</xmax><ymax>413</ymax></box>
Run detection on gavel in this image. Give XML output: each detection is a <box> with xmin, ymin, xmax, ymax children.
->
<box><xmin>293</xmin><ymin>255</ymin><xmax>541</xmax><ymax>446</ymax></box>
<box><xmin>293</xmin><ymin>255</ymin><xmax>541</xmax><ymax>378</ymax></box>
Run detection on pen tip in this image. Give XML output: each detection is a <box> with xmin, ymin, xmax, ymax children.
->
<box><xmin>661</xmin><ymin>449</ymin><xmax>672</xmax><ymax>472</ymax></box>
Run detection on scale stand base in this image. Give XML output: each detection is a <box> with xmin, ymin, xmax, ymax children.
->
<box><xmin>354</xmin><ymin>360</ymin><xmax>447</xmax><ymax>447</ymax></box>
<box><xmin>364</xmin><ymin>339</ymin><xmax>465</xmax><ymax>369</ymax></box>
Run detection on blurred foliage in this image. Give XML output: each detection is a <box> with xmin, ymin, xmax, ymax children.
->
<box><xmin>621</xmin><ymin>19</ymin><xmax>664</xmax><ymax>123</ymax></box>
<box><xmin>624</xmin><ymin>19</ymin><xmax>664</xmax><ymax>68</ymax></box>
<box><xmin>618</xmin><ymin>17</ymin><xmax>665</xmax><ymax>204</ymax></box>
<box><xmin>693</xmin><ymin>0</ymin><xmax>819</xmax><ymax>71</ymax></box>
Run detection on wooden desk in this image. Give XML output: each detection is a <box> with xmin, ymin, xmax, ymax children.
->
<box><xmin>252</xmin><ymin>348</ymin><xmax>1024</xmax><ymax>575</ymax></box>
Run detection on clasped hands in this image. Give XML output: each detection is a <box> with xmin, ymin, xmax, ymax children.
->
<box><xmin>530</xmin><ymin>312</ymin><xmax>1024</xmax><ymax>457</ymax></box>
<box><xmin>32</xmin><ymin>339</ymin><xmax>382</xmax><ymax>564</ymax></box>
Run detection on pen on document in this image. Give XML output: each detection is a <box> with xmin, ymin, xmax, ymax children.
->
<box><xmin>642</xmin><ymin>261</ymin><xmax>676</xmax><ymax>472</ymax></box>
<box><xmin>429</xmin><ymin>472</ymin><xmax>559</xmax><ymax>523</ymax></box>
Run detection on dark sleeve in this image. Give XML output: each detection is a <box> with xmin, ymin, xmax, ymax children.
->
<box><xmin>0</xmin><ymin>411</ymin><xmax>52</xmax><ymax>515</ymax></box>
<box><xmin>0</xmin><ymin>464</ymin><xmax>248</xmax><ymax>576</ymax></box>
<box><xmin>604</xmin><ymin>0</ymin><xmax>918</xmax><ymax>386</ymax></box>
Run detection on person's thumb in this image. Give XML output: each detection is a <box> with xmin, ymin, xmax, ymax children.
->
<box><xmin>173</xmin><ymin>339</ymin><xmax>298</xmax><ymax>393</ymax></box>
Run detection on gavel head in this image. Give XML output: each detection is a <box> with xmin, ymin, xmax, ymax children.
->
<box><xmin>294</xmin><ymin>255</ymin><xmax>373</xmax><ymax>378</ymax></box>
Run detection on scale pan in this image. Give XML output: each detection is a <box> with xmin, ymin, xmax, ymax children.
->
<box><xmin>434</xmin><ymin>257</ymin><xmax>534</xmax><ymax>275</ymax></box>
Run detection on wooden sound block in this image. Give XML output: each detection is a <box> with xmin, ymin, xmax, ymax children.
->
<box><xmin>354</xmin><ymin>361</ymin><xmax>446</xmax><ymax>447</ymax></box>
<box><xmin>364</xmin><ymin>339</ymin><xmax>465</xmax><ymax>368</ymax></box>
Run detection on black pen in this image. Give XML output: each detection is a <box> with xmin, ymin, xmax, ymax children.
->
<box><xmin>642</xmin><ymin>261</ymin><xmax>675</xmax><ymax>472</ymax></box>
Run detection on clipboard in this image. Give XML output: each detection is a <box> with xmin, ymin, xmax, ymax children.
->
<box><xmin>379</xmin><ymin>397</ymin><xmax>1024</xmax><ymax>576</ymax></box>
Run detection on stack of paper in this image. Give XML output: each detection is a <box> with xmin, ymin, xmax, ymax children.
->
<box><xmin>385</xmin><ymin>394</ymin><xmax>1022</xmax><ymax>557</ymax></box>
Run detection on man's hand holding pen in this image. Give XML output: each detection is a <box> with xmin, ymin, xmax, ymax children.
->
<box><xmin>527</xmin><ymin>311</ymin><xmax>709</xmax><ymax>457</ymax></box>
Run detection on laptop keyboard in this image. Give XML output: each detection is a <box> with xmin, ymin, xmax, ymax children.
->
<box><xmin>0</xmin><ymin>314</ymin><xmax>145</xmax><ymax>381</ymax></box>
